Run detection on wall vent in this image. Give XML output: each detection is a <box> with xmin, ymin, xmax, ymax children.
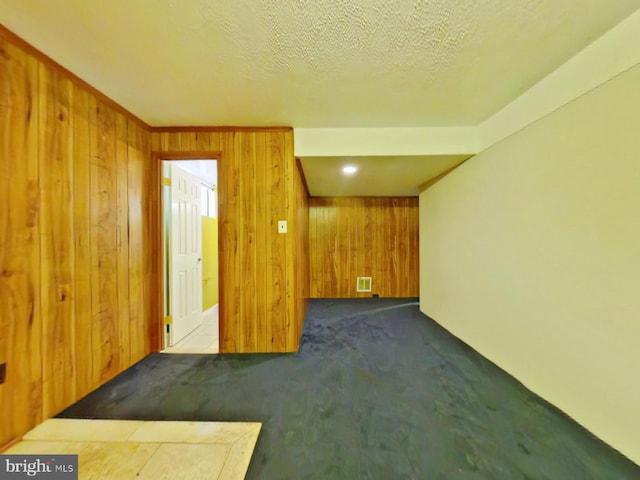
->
<box><xmin>356</xmin><ymin>277</ymin><xmax>372</xmax><ymax>292</ymax></box>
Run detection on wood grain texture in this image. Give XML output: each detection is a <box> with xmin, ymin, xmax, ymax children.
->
<box><xmin>38</xmin><ymin>64</ymin><xmax>76</xmax><ymax>418</ymax></box>
<box><xmin>254</xmin><ymin>133</ymin><xmax>268</xmax><ymax>352</ymax></box>
<box><xmin>127</xmin><ymin>121</ymin><xmax>152</xmax><ymax>363</ymax></box>
<box><xmin>151</xmin><ymin>129</ymin><xmax>306</xmax><ymax>353</ymax></box>
<box><xmin>116</xmin><ymin>113</ymin><xmax>130</xmax><ymax>368</ymax></box>
<box><xmin>293</xmin><ymin>159</ymin><xmax>310</xmax><ymax>343</ymax></box>
<box><xmin>72</xmin><ymin>86</ymin><xmax>93</xmax><ymax>400</ymax></box>
<box><xmin>0</xmin><ymin>37</ymin><xmax>43</xmax><ymax>447</ymax></box>
<box><xmin>90</xmin><ymin>99</ymin><xmax>120</xmax><ymax>384</ymax></box>
<box><xmin>218</xmin><ymin>132</ymin><xmax>239</xmax><ymax>353</ymax></box>
<box><xmin>239</xmin><ymin>132</ymin><xmax>257</xmax><ymax>352</ymax></box>
<box><xmin>266</xmin><ymin>132</ymin><xmax>287</xmax><ymax>352</ymax></box>
<box><xmin>0</xmin><ymin>32</ymin><xmax>154</xmax><ymax>447</ymax></box>
<box><xmin>309</xmin><ymin>197</ymin><xmax>419</xmax><ymax>298</ymax></box>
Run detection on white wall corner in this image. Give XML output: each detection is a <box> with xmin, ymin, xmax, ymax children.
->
<box><xmin>479</xmin><ymin>7</ymin><xmax>640</xmax><ymax>151</ymax></box>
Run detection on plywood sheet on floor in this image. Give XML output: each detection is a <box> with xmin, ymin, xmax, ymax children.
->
<box><xmin>4</xmin><ymin>419</ymin><xmax>260</xmax><ymax>480</ymax></box>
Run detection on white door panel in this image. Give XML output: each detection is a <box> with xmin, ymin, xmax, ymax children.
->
<box><xmin>170</xmin><ymin>163</ymin><xmax>203</xmax><ymax>345</ymax></box>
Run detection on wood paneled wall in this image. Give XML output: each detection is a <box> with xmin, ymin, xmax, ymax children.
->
<box><xmin>0</xmin><ymin>32</ymin><xmax>153</xmax><ymax>447</ymax></box>
<box><xmin>309</xmin><ymin>197</ymin><xmax>419</xmax><ymax>298</ymax></box>
<box><xmin>0</xmin><ymin>25</ymin><xmax>310</xmax><ymax>448</ymax></box>
<box><xmin>151</xmin><ymin>130</ymin><xmax>309</xmax><ymax>353</ymax></box>
<box><xmin>293</xmin><ymin>160</ymin><xmax>310</xmax><ymax>342</ymax></box>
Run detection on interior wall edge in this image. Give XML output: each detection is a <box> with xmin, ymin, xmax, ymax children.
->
<box><xmin>478</xmin><ymin>8</ymin><xmax>640</xmax><ymax>151</ymax></box>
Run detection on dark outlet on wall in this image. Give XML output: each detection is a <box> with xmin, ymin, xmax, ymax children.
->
<box><xmin>0</xmin><ymin>363</ymin><xmax>6</xmax><ymax>384</ymax></box>
<box><xmin>372</xmin><ymin>293</ymin><xmax>379</xmax><ymax>298</ymax></box>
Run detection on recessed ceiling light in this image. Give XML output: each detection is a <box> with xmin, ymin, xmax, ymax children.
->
<box><xmin>343</xmin><ymin>165</ymin><xmax>357</xmax><ymax>175</ymax></box>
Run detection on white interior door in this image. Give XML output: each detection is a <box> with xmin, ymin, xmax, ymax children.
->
<box><xmin>169</xmin><ymin>163</ymin><xmax>203</xmax><ymax>346</ymax></box>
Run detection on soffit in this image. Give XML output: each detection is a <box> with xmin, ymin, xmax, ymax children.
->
<box><xmin>300</xmin><ymin>155</ymin><xmax>470</xmax><ymax>196</ymax></box>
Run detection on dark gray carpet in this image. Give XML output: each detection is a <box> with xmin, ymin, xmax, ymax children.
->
<box><xmin>60</xmin><ymin>298</ymin><xmax>640</xmax><ymax>479</ymax></box>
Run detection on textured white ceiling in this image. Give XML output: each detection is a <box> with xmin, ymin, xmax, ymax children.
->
<box><xmin>1</xmin><ymin>0</ymin><xmax>638</xmax><ymax>127</ymax></box>
<box><xmin>1</xmin><ymin>1</ymin><xmax>638</xmax><ymax>195</ymax></box>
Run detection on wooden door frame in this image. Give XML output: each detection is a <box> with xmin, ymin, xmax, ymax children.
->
<box><xmin>150</xmin><ymin>150</ymin><xmax>223</xmax><ymax>352</ymax></box>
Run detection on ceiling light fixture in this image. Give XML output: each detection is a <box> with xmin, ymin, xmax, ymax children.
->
<box><xmin>343</xmin><ymin>165</ymin><xmax>357</xmax><ymax>175</ymax></box>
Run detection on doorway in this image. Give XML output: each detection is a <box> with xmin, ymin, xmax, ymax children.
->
<box><xmin>160</xmin><ymin>158</ymin><xmax>219</xmax><ymax>354</ymax></box>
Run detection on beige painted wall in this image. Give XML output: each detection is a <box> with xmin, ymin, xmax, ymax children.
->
<box><xmin>419</xmin><ymin>63</ymin><xmax>640</xmax><ymax>464</ymax></box>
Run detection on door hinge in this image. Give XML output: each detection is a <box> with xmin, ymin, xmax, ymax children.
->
<box><xmin>162</xmin><ymin>177</ymin><xmax>171</xmax><ymax>186</ymax></box>
<box><xmin>163</xmin><ymin>315</ymin><xmax>173</xmax><ymax>325</ymax></box>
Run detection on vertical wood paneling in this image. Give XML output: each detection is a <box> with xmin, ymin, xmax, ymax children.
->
<box><xmin>209</xmin><ymin>132</ymin><xmax>222</xmax><ymax>153</ymax></box>
<box><xmin>150</xmin><ymin>132</ymin><xmax>162</xmax><ymax>152</ymax></box>
<box><xmin>283</xmin><ymin>133</ymin><xmax>295</xmax><ymax>350</ymax></box>
<box><xmin>363</xmin><ymin>199</ymin><xmax>374</xmax><ymax>291</ymax></box>
<box><xmin>90</xmin><ymin>100</ymin><xmax>120</xmax><ymax>384</ymax></box>
<box><xmin>263</xmin><ymin>135</ymin><xmax>275</xmax><ymax>350</ymax></box>
<box><xmin>141</xmin><ymin>126</ymin><xmax>154</xmax><ymax>354</ymax></box>
<box><xmin>0</xmin><ymin>31</ymin><xmax>154</xmax><ymax>448</ymax></box>
<box><xmin>151</xmin><ymin>128</ymin><xmax>304</xmax><ymax>354</ymax></box>
<box><xmin>115</xmin><ymin>113</ymin><xmax>130</xmax><ymax>367</ymax></box>
<box><xmin>293</xmin><ymin>159</ymin><xmax>310</xmax><ymax>341</ymax></box>
<box><xmin>254</xmin><ymin>133</ymin><xmax>268</xmax><ymax>352</ymax></box>
<box><xmin>328</xmin><ymin>200</ymin><xmax>338</xmax><ymax>298</ymax></box>
<box><xmin>0</xmin><ymin>38</ymin><xmax>42</xmax><ymax>446</ymax></box>
<box><xmin>319</xmin><ymin>201</ymin><xmax>329</xmax><ymax>294</ymax></box>
<box><xmin>339</xmin><ymin>200</ymin><xmax>350</xmax><ymax>296</ymax></box>
<box><xmin>239</xmin><ymin>133</ymin><xmax>257</xmax><ymax>352</ymax></box>
<box><xmin>72</xmin><ymin>86</ymin><xmax>92</xmax><ymax>400</ymax></box>
<box><xmin>127</xmin><ymin>121</ymin><xmax>150</xmax><ymax>364</ymax></box>
<box><xmin>220</xmin><ymin>132</ymin><xmax>240</xmax><ymax>352</ymax></box>
<box><xmin>308</xmin><ymin>201</ymin><xmax>319</xmax><ymax>298</ymax></box>
<box><xmin>165</xmin><ymin>132</ymin><xmax>184</xmax><ymax>151</ymax></box>
<box><xmin>349</xmin><ymin>199</ymin><xmax>359</xmax><ymax>296</ymax></box>
<box><xmin>193</xmin><ymin>131</ymin><xmax>210</xmax><ymax>151</ymax></box>
<box><xmin>268</xmin><ymin>132</ymin><xmax>287</xmax><ymax>352</ymax></box>
<box><xmin>309</xmin><ymin>197</ymin><xmax>419</xmax><ymax>298</ymax></box>
<box><xmin>409</xmin><ymin>202</ymin><xmax>419</xmax><ymax>295</ymax></box>
<box><xmin>39</xmin><ymin>65</ymin><xmax>76</xmax><ymax>418</ymax></box>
